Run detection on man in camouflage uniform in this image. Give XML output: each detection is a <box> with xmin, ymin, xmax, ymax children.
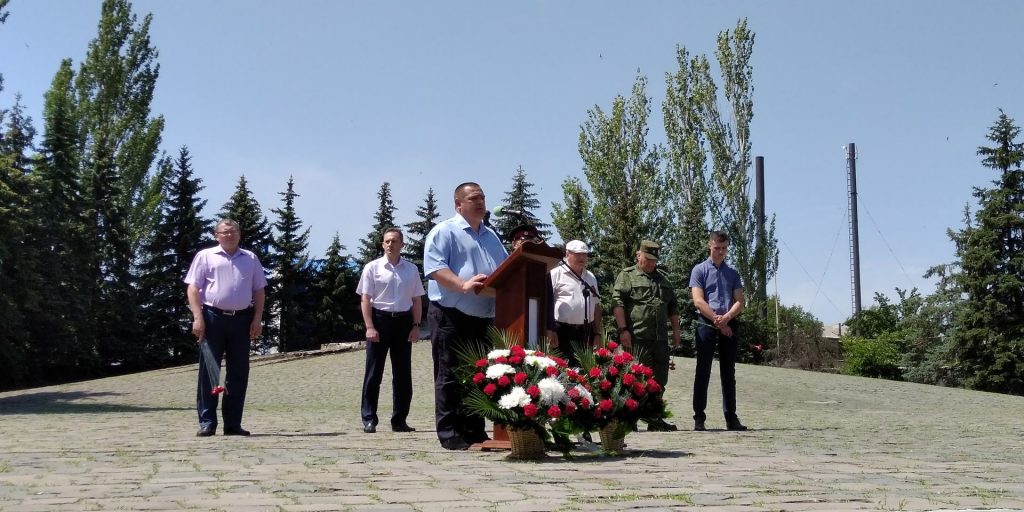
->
<box><xmin>612</xmin><ymin>240</ymin><xmax>681</xmax><ymax>432</ymax></box>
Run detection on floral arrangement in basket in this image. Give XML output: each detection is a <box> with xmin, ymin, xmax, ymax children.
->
<box><xmin>563</xmin><ymin>340</ymin><xmax>669</xmax><ymax>442</ymax></box>
<box><xmin>458</xmin><ymin>327</ymin><xmax>572</xmax><ymax>438</ymax></box>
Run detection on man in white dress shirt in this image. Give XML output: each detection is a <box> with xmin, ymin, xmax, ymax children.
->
<box><xmin>549</xmin><ymin>240</ymin><xmax>602</xmax><ymax>368</ymax></box>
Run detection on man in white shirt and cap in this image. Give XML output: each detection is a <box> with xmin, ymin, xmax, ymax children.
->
<box><xmin>549</xmin><ymin>240</ymin><xmax>602</xmax><ymax>368</ymax></box>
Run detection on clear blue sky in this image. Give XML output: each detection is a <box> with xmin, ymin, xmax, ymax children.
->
<box><xmin>2</xmin><ymin>1</ymin><xmax>1021</xmax><ymax>325</ymax></box>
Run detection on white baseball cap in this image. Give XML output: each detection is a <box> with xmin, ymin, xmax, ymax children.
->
<box><xmin>565</xmin><ymin>240</ymin><xmax>591</xmax><ymax>254</ymax></box>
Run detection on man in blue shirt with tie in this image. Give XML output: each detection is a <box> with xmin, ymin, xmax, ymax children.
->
<box><xmin>423</xmin><ymin>182</ymin><xmax>508</xmax><ymax>450</ymax></box>
<box><xmin>689</xmin><ymin>230</ymin><xmax>747</xmax><ymax>432</ymax></box>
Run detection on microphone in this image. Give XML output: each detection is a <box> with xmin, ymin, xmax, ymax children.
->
<box><xmin>491</xmin><ymin>205</ymin><xmax>535</xmax><ymax>219</ymax></box>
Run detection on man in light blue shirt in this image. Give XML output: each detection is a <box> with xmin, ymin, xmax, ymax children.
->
<box><xmin>423</xmin><ymin>182</ymin><xmax>508</xmax><ymax>450</ymax></box>
<box><xmin>689</xmin><ymin>230</ymin><xmax>746</xmax><ymax>432</ymax></box>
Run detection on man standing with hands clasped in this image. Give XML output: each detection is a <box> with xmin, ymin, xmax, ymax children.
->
<box><xmin>690</xmin><ymin>230</ymin><xmax>747</xmax><ymax>432</ymax></box>
<box><xmin>549</xmin><ymin>240</ymin><xmax>602</xmax><ymax>368</ymax></box>
<box><xmin>357</xmin><ymin>228</ymin><xmax>425</xmax><ymax>434</ymax></box>
<box><xmin>185</xmin><ymin>219</ymin><xmax>267</xmax><ymax>437</ymax></box>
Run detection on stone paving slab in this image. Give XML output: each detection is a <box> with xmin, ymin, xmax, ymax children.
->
<box><xmin>1</xmin><ymin>342</ymin><xmax>1023</xmax><ymax>511</ymax></box>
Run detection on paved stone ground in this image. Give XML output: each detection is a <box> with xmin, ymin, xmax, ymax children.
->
<box><xmin>1</xmin><ymin>342</ymin><xmax>1022</xmax><ymax>511</ymax></box>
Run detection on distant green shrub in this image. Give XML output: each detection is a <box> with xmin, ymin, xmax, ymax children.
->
<box><xmin>840</xmin><ymin>335</ymin><xmax>902</xmax><ymax>380</ymax></box>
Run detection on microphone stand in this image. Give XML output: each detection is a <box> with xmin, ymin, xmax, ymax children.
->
<box><xmin>560</xmin><ymin>260</ymin><xmax>600</xmax><ymax>348</ymax></box>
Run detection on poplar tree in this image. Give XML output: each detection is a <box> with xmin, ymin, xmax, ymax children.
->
<box><xmin>551</xmin><ymin>177</ymin><xmax>593</xmax><ymax>248</ymax></box>
<box><xmin>358</xmin><ymin>182</ymin><xmax>397</xmax><ymax>266</ymax></box>
<box><xmin>271</xmin><ymin>176</ymin><xmax>314</xmax><ymax>352</ymax></box>
<box><xmin>495</xmin><ymin>166</ymin><xmax>551</xmax><ymax>246</ymax></box>
<box><xmin>947</xmin><ymin>111</ymin><xmax>1024</xmax><ymax>395</ymax></box>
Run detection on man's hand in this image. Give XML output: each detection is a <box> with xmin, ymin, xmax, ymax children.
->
<box><xmin>407</xmin><ymin>326</ymin><xmax>419</xmax><ymax>343</ymax></box>
<box><xmin>546</xmin><ymin>330</ymin><xmax>558</xmax><ymax>347</ymax></box>
<box><xmin>249</xmin><ymin>318</ymin><xmax>263</xmax><ymax>340</ymax></box>
<box><xmin>618</xmin><ymin>329</ymin><xmax>632</xmax><ymax>350</ymax></box>
<box><xmin>461</xmin><ymin>274</ymin><xmax>488</xmax><ymax>293</ymax></box>
<box><xmin>192</xmin><ymin>317</ymin><xmax>205</xmax><ymax>341</ymax></box>
<box><xmin>720</xmin><ymin>324</ymin><xmax>734</xmax><ymax>337</ymax></box>
<box><xmin>366</xmin><ymin>327</ymin><xmax>380</xmax><ymax>343</ymax></box>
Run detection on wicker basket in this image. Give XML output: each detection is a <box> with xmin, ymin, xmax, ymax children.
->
<box><xmin>599</xmin><ymin>420</ymin><xmax>626</xmax><ymax>453</ymax></box>
<box><xmin>508</xmin><ymin>426</ymin><xmax>547</xmax><ymax>460</ymax></box>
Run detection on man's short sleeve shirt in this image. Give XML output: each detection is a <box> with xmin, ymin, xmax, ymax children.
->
<box><xmin>613</xmin><ymin>265</ymin><xmax>678</xmax><ymax>341</ymax></box>
<box><xmin>423</xmin><ymin>214</ymin><xmax>508</xmax><ymax>318</ymax></box>
<box><xmin>550</xmin><ymin>264</ymin><xmax>600</xmax><ymax>325</ymax></box>
<box><xmin>688</xmin><ymin>258</ymin><xmax>743</xmax><ymax>316</ymax></box>
<box><xmin>183</xmin><ymin>246</ymin><xmax>268</xmax><ymax>311</ymax></box>
<box><xmin>356</xmin><ymin>257</ymin><xmax>426</xmax><ymax>312</ymax></box>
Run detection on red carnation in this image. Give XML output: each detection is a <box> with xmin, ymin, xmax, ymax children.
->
<box><xmin>588</xmin><ymin>367</ymin><xmax>602</xmax><ymax>378</ymax></box>
<box><xmin>613</xmin><ymin>354</ymin><xmax>626</xmax><ymax>365</ymax></box>
<box><xmin>526</xmin><ymin>385</ymin><xmax>540</xmax><ymax>398</ymax></box>
<box><xmin>513</xmin><ymin>372</ymin><xmax>527</xmax><ymax>385</ymax></box>
<box><xmin>625</xmin><ymin>398</ymin><xmax>639</xmax><ymax>411</ymax></box>
<box><xmin>565</xmin><ymin>402</ymin><xmax>577</xmax><ymax>414</ymax></box>
<box><xmin>566</xmin><ymin>369</ymin><xmax>579</xmax><ymax>380</ymax></box>
<box><xmin>599</xmin><ymin>399</ymin><xmax>614</xmax><ymax>412</ymax></box>
<box><xmin>545</xmin><ymin>366</ymin><xmax>558</xmax><ymax>376</ymax></box>
<box><xmin>642</xmin><ymin>366</ymin><xmax>654</xmax><ymax>377</ymax></box>
<box><xmin>495</xmin><ymin>356</ymin><xmax>508</xmax><ymax>364</ymax></box>
<box><xmin>593</xmin><ymin>408</ymin><xmax>603</xmax><ymax>419</ymax></box>
<box><xmin>553</xmin><ymin>357</ymin><xmax>567</xmax><ymax>367</ymax></box>
<box><xmin>483</xmin><ymin>383</ymin><xmax>498</xmax><ymax>396</ymax></box>
<box><xmin>622</xmin><ymin>374</ymin><xmax>636</xmax><ymax>386</ymax></box>
<box><xmin>607</xmin><ymin>341</ymin><xmax>618</xmax><ymax>351</ymax></box>
<box><xmin>497</xmin><ymin>375</ymin><xmax>511</xmax><ymax>387</ymax></box>
<box><xmin>581</xmin><ymin>398</ymin><xmax>591</xmax><ymax>409</ymax></box>
<box><xmin>596</xmin><ymin>348</ymin><xmax>610</xmax><ymax>358</ymax></box>
<box><xmin>476</xmin><ymin>358</ymin><xmax>488</xmax><ymax>368</ymax></box>
<box><xmin>646</xmin><ymin>379</ymin><xmax>661</xmax><ymax>393</ymax></box>
<box><xmin>608</xmin><ymin>366</ymin><xmax>620</xmax><ymax>377</ymax></box>
<box><xmin>523</xmin><ymin>403</ymin><xmax>539</xmax><ymax>417</ymax></box>
<box><xmin>600</xmin><ymin>379</ymin><xmax>612</xmax><ymax>391</ymax></box>
<box><xmin>567</xmin><ymin>387</ymin><xmax>581</xmax><ymax>399</ymax></box>
<box><xmin>632</xmin><ymin>382</ymin><xmax>646</xmax><ymax>396</ymax></box>
<box><xmin>511</xmin><ymin>346</ymin><xmax>526</xmax><ymax>357</ymax></box>
<box><xmin>621</xmin><ymin>352</ymin><xmax>634</xmax><ymax>363</ymax></box>
<box><xmin>509</xmin><ymin>356</ymin><xmax>523</xmax><ymax>364</ymax></box>
<box><xmin>547</xmin><ymin>405</ymin><xmax>562</xmax><ymax>418</ymax></box>
<box><xmin>472</xmin><ymin>372</ymin><xmax>486</xmax><ymax>385</ymax></box>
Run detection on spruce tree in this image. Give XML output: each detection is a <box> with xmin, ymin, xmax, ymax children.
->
<box><xmin>0</xmin><ymin>98</ymin><xmax>32</xmax><ymax>387</ymax></box>
<box><xmin>404</xmin><ymin>187</ymin><xmax>439</xmax><ymax>276</ymax></box>
<box><xmin>137</xmin><ymin>147</ymin><xmax>210</xmax><ymax>367</ymax></box>
<box><xmin>219</xmin><ymin>175</ymin><xmax>275</xmax><ymax>352</ymax></box>
<box><xmin>550</xmin><ymin>176</ymin><xmax>593</xmax><ymax>245</ymax></box>
<box><xmin>312</xmin><ymin>234</ymin><xmax>361</xmax><ymax>343</ymax></box>
<box><xmin>947</xmin><ymin>110</ymin><xmax>1024</xmax><ymax>395</ymax></box>
<box><xmin>358</xmin><ymin>182</ymin><xmax>397</xmax><ymax>266</ymax></box>
<box><xmin>495</xmin><ymin>166</ymin><xmax>552</xmax><ymax>247</ymax></box>
<box><xmin>271</xmin><ymin>176</ymin><xmax>314</xmax><ymax>352</ymax></box>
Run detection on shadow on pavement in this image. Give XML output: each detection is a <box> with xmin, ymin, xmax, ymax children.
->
<box><xmin>0</xmin><ymin>390</ymin><xmax>188</xmax><ymax>414</ymax></box>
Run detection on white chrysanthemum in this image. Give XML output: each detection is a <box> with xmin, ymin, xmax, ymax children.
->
<box><xmin>525</xmin><ymin>354</ymin><xmax>556</xmax><ymax>368</ymax></box>
<box><xmin>487</xmin><ymin>349</ymin><xmax>511</xmax><ymax>359</ymax></box>
<box><xmin>537</xmin><ymin>377</ymin><xmax>567</xmax><ymax>405</ymax></box>
<box><xmin>485</xmin><ymin>363</ymin><xmax>516</xmax><ymax>380</ymax></box>
<box><xmin>498</xmin><ymin>386</ymin><xmax>532</xmax><ymax>410</ymax></box>
<box><xmin>573</xmin><ymin>384</ymin><xmax>594</xmax><ymax>404</ymax></box>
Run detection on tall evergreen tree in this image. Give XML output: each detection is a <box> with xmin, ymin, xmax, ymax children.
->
<box><xmin>271</xmin><ymin>176</ymin><xmax>314</xmax><ymax>352</ymax></box>
<box><xmin>495</xmin><ymin>166</ymin><xmax>552</xmax><ymax>246</ymax></box>
<box><xmin>947</xmin><ymin>110</ymin><xmax>1024</xmax><ymax>395</ymax></box>
<box><xmin>312</xmin><ymin>234</ymin><xmax>361</xmax><ymax>343</ymax></box>
<box><xmin>550</xmin><ymin>176</ymin><xmax>593</xmax><ymax>246</ymax></box>
<box><xmin>358</xmin><ymin>182</ymin><xmax>397</xmax><ymax>266</ymax></box>
<box><xmin>219</xmin><ymin>175</ymin><xmax>275</xmax><ymax>352</ymax></box>
<box><xmin>404</xmin><ymin>186</ymin><xmax>439</xmax><ymax>276</ymax></box>
<box><xmin>137</xmin><ymin>147</ymin><xmax>210</xmax><ymax>367</ymax></box>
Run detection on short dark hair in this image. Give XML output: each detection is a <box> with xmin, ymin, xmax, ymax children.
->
<box><xmin>709</xmin><ymin>230</ymin><xmax>729</xmax><ymax>243</ymax></box>
<box><xmin>384</xmin><ymin>227</ymin><xmax>403</xmax><ymax>240</ymax></box>
<box><xmin>216</xmin><ymin>218</ymin><xmax>240</xmax><ymax>231</ymax></box>
<box><xmin>454</xmin><ymin>182</ymin><xmax>481</xmax><ymax>200</ymax></box>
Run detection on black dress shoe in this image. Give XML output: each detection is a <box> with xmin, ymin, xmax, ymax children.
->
<box><xmin>646</xmin><ymin>419</ymin><xmax>678</xmax><ymax>432</ymax></box>
<box><xmin>694</xmin><ymin>421</ymin><xmax>706</xmax><ymax>431</ymax></box>
<box><xmin>462</xmin><ymin>432</ymin><xmax>490</xmax><ymax>444</ymax></box>
<box><xmin>223</xmin><ymin>426</ymin><xmax>251</xmax><ymax>436</ymax></box>
<box><xmin>726</xmin><ymin>421</ymin><xmax>748</xmax><ymax>431</ymax></box>
<box><xmin>391</xmin><ymin>423</ymin><xmax>416</xmax><ymax>432</ymax></box>
<box><xmin>196</xmin><ymin>426</ymin><xmax>216</xmax><ymax>437</ymax></box>
<box><xmin>363</xmin><ymin>422</ymin><xmax>377</xmax><ymax>433</ymax></box>
<box><xmin>440</xmin><ymin>437</ymin><xmax>471</xmax><ymax>450</ymax></box>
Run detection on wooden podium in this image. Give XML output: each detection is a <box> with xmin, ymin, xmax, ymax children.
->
<box><xmin>474</xmin><ymin>242</ymin><xmax>563</xmax><ymax>450</ymax></box>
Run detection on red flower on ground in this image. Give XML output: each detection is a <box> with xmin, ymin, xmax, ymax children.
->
<box><xmin>211</xmin><ymin>386</ymin><xmax>225</xmax><ymax>395</ymax></box>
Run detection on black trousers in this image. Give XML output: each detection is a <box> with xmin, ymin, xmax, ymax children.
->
<box><xmin>360</xmin><ymin>309</ymin><xmax>413</xmax><ymax>427</ymax></box>
<box><xmin>555</xmin><ymin>322</ymin><xmax>594</xmax><ymax>369</ymax></box>
<box><xmin>693</xmin><ymin>318</ymin><xmax>739</xmax><ymax>423</ymax></box>
<box><xmin>429</xmin><ymin>301</ymin><xmax>493</xmax><ymax>444</ymax></box>
<box><xmin>197</xmin><ymin>307</ymin><xmax>252</xmax><ymax>430</ymax></box>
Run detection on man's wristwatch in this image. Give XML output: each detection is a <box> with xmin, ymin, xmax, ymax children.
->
<box><xmin>413</xmin><ymin>322</ymin><xmax>421</xmax><ymax>327</ymax></box>
<box><xmin>618</xmin><ymin>326</ymin><xmax>630</xmax><ymax>334</ymax></box>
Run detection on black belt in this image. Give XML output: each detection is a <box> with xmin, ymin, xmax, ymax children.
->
<box><xmin>556</xmin><ymin>321</ymin><xmax>589</xmax><ymax>328</ymax></box>
<box><xmin>204</xmin><ymin>304</ymin><xmax>254</xmax><ymax>316</ymax></box>
<box><xmin>372</xmin><ymin>308</ymin><xmax>412</xmax><ymax>318</ymax></box>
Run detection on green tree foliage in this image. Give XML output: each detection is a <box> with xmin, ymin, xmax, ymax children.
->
<box><xmin>137</xmin><ymin>147</ymin><xmax>210</xmax><ymax>367</ymax></box>
<box><xmin>495</xmin><ymin>166</ymin><xmax>551</xmax><ymax>247</ymax></box>
<box><xmin>219</xmin><ymin>175</ymin><xmax>275</xmax><ymax>352</ymax></box>
<box><xmin>312</xmin><ymin>234</ymin><xmax>361</xmax><ymax>343</ymax></box>
<box><xmin>764</xmin><ymin>297</ymin><xmax>838</xmax><ymax>371</ymax></box>
<box><xmin>840</xmin><ymin>334</ymin><xmax>902</xmax><ymax>380</ymax></box>
<box><xmin>404</xmin><ymin>186</ymin><xmax>439</xmax><ymax>275</ymax></box>
<box><xmin>577</xmin><ymin>72</ymin><xmax>666</xmax><ymax>291</ymax></box>
<box><xmin>550</xmin><ymin>176</ymin><xmax>592</xmax><ymax>245</ymax></box>
<box><xmin>945</xmin><ymin>111</ymin><xmax>1024</xmax><ymax>395</ymax></box>
<box><xmin>358</xmin><ymin>182</ymin><xmax>397</xmax><ymax>266</ymax></box>
<box><xmin>271</xmin><ymin>176</ymin><xmax>314</xmax><ymax>352</ymax></box>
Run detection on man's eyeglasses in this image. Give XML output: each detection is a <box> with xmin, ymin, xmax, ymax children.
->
<box><xmin>216</xmin><ymin>230</ymin><xmax>239</xmax><ymax>236</ymax></box>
